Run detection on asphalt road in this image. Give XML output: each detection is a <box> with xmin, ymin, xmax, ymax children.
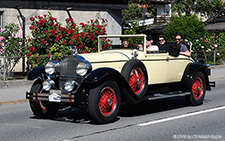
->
<box><xmin>0</xmin><ymin>76</ymin><xmax>224</xmax><ymax>141</ymax></box>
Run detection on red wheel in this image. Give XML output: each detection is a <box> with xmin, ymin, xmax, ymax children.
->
<box><xmin>192</xmin><ymin>77</ymin><xmax>203</xmax><ymax>100</ymax></box>
<box><xmin>88</xmin><ymin>81</ymin><xmax>120</xmax><ymax>123</ymax></box>
<box><xmin>98</xmin><ymin>87</ymin><xmax>116</xmax><ymax>116</ymax></box>
<box><xmin>121</xmin><ymin>59</ymin><xmax>148</xmax><ymax>98</ymax></box>
<box><xmin>186</xmin><ymin>72</ymin><xmax>206</xmax><ymax>106</ymax></box>
<box><xmin>129</xmin><ymin>68</ymin><xmax>144</xmax><ymax>95</ymax></box>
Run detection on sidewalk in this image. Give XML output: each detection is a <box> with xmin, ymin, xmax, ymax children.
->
<box><xmin>0</xmin><ymin>80</ymin><xmax>33</xmax><ymax>105</ymax></box>
<box><xmin>0</xmin><ymin>65</ymin><xmax>225</xmax><ymax>105</ymax></box>
<box><xmin>209</xmin><ymin>64</ymin><xmax>225</xmax><ymax>80</ymax></box>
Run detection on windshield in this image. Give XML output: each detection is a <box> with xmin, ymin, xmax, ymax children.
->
<box><xmin>98</xmin><ymin>35</ymin><xmax>146</xmax><ymax>52</ymax></box>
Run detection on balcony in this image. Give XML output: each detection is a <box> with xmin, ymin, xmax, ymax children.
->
<box><xmin>153</xmin><ymin>16</ymin><xmax>171</xmax><ymax>25</ymax></box>
<box><xmin>151</xmin><ymin>0</ymin><xmax>171</xmax><ymax>3</ymax></box>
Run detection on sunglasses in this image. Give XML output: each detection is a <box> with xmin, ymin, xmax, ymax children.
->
<box><xmin>159</xmin><ymin>39</ymin><xmax>164</xmax><ymax>42</ymax></box>
<box><xmin>123</xmin><ymin>41</ymin><xmax>129</xmax><ymax>44</ymax></box>
<box><xmin>175</xmin><ymin>38</ymin><xmax>181</xmax><ymax>41</ymax></box>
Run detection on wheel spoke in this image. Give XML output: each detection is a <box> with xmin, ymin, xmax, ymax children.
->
<box><xmin>129</xmin><ymin>68</ymin><xmax>144</xmax><ymax>95</ymax></box>
<box><xmin>98</xmin><ymin>87</ymin><xmax>116</xmax><ymax>116</ymax></box>
<box><xmin>192</xmin><ymin>77</ymin><xmax>203</xmax><ymax>99</ymax></box>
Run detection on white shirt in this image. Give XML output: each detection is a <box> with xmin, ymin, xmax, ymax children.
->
<box><xmin>147</xmin><ymin>45</ymin><xmax>159</xmax><ymax>52</ymax></box>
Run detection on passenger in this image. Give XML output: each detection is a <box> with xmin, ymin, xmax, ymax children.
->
<box><xmin>121</xmin><ymin>38</ymin><xmax>129</xmax><ymax>48</ymax></box>
<box><xmin>146</xmin><ymin>35</ymin><xmax>159</xmax><ymax>53</ymax></box>
<box><xmin>121</xmin><ymin>38</ymin><xmax>141</xmax><ymax>50</ymax></box>
<box><xmin>157</xmin><ymin>35</ymin><xmax>169</xmax><ymax>52</ymax></box>
<box><xmin>175</xmin><ymin>33</ymin><xmax>190</xmax><ymax>56</ymax></box>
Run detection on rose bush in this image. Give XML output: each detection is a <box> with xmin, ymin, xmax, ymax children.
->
<box><xmin>0</xmin><ymin>23</ymin><xmax>23</xmax><ymax>58</ymax></box>
<box><xmin>195</xmin><ymin>33</ymin><xmax>225</xmax><ymax>64</ymax></box>
<box><xmin>26</xmin><ymin>11</ymin><xmax>112</xmax><ymax>67</ymax></box>
<box><xmin>0</xmin><ymin>23</ymin><xmax>24</xmax><ymax>76</ymax></box>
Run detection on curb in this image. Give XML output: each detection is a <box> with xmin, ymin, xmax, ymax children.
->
<box><xmin>210</xmin><ymin>76</ymin><xmax>225</xmax><ymax>80</ymax></box>
<box><xmin>0</xmin><ymin>99</ymin><xmax>28</xmax><ymax>106</ymax></box>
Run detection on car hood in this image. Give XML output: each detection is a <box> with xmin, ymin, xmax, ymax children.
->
<box><xmin>78</xmin><ymin>49</ymin><xmax>138</xmax><ymax>63</ymax></box>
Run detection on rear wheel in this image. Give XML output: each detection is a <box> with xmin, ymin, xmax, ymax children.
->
<box><xmin>121</xmin><ymin>59</ymin><xmax>148</xmax><ymax>98</ymax></box>
<box><xmin>29</xmin><ymin>83</ymin><xmax>59</xmax><ymax>118</ymax></box>
<box><xmin>186</xmin><ymin>72</ymin><xmax>206</xmax><ymax>106</ymax></box>
<box><xmin>88</xmin><ymin>81</ymin><xmax>120</xmax><ymax>123</ymax></box>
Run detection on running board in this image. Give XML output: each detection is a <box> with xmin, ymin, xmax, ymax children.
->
<box><xmin>144</xmin><ymin>92</ymin><xmax>190</xmax><ymax>101</ymax></box>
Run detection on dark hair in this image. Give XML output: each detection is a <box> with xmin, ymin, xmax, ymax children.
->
<box><xmin>121</xmin><ymin>37</ymin><xmax>129</xmax><ymax>43</ymax></box>
<box><xmin>175</xmin><ymin>32</ymin><xmax>183</xmax><ymax>39</ymax></box>
<box><xmin>146</xmin><ymin>35</ymin><xmax>153</xmax><ymax>41</ymax></box>
<box><xmin>158</xmin><ymin>35</ymin><xmax>167</xmax><ymax>42</ymax></box>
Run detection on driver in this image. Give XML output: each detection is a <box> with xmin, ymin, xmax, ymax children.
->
<box><xmin>121</xmin><ymin>38</ymin><xmax>129</xmax><ymax>48</ymax></box>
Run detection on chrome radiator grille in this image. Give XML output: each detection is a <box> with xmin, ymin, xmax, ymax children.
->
<box><xmin>59</xmin><ymin>55</ymin><xmax>80</xmax><ymax>91</ymax></box>
<box><xmin>60</xmin><ymin>55</ymin><xmax>79</xmax><ymax>76</ymax></box>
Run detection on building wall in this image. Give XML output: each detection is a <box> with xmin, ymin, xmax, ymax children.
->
<box><xmin>0</xmin><ymin>8</ymin><xmax>122</xmax><ymax>37</ymax></box>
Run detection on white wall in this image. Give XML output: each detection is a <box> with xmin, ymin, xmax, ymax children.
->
<box><xmin>0</xmin><ymin>8</ymin><xmax>122</xmax><ymax>37</ymax></box>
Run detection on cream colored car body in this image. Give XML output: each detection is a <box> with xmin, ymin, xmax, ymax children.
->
<box><xmin>80</xmin><ymin>35</ymin><xmax>194</xmax><ymax>85</ymax></box>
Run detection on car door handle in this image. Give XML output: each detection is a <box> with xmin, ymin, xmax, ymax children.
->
<box><xmin>166</xmin><ymin>57</ymin><xmax>169</xmax><ymax>61</ymax></box>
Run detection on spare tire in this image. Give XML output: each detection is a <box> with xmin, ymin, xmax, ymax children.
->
<box><xmin>121</xmin><ymin>59</ymin><xmax>148</xmax><ymax>98</ymax></box>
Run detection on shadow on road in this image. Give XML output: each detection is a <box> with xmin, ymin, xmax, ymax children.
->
<box><xmin>118</xmin><ymin>96</ymin><xmax>188</xmax><ymax>117</ymax></box>
<box><xmin>42</xmin><ymin>96</ymin><xmax>190</xmax><ymax>124</ymax></box>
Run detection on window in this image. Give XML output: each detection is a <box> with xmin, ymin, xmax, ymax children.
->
<box><xmin>0</xmin><ymin>11</ymin><xmax>3</xmax><ymax>32</ymax></box>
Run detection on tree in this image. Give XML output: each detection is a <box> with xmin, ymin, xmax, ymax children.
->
<box><xmin>164</xmin><ymin>15</ymin><xmax>206</xmax><ymax>45</ymax></box>
<box><xmin>196</xmin><ymin>0</ymin><xmax>224</xmax><ymax>22</ymax></box>
<box><xmin>171</xmin><ymin>0</ymin><xmax>195</xmax><ymax>16</ymax></box>
<box><xmin>122</xmin><ymin>0</ymin><xmax>156</xmax><ymax>35</ymax></box>
<box><xmin>171</xmin><ymin>0</ymin><xmax>224</xmax><ymax>21</ymax></box>
<box><xmin>122</xmin><ymin>0</ymin><xmax>156</xmax><ymax>25</ymax></box>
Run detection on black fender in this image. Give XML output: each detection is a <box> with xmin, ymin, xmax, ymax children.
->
<box><xmin>27</xmin><ymin>66</ymin><xmax>45</xmax><ymax>80</ymax></box>
<box><xmin>85</xmin><ymin>67</ymin><xmax>141</xmax><ymax>104</ymax></box>
<box><xmin>181</xmin><ymin>63</ymin><xmax>211</xmax><ymax>91</ymax></box>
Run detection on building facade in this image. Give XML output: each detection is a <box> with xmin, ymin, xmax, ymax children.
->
<box><xmin>0</xmin><ymin>0</ymin><xmax>128</xmax><ymax>36</ymax></box>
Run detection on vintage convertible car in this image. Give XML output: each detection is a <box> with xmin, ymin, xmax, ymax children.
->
<box><xmin>26</xmin><ymin>35</ymin><xmax>215</xmax><ymax>123</ymax></box>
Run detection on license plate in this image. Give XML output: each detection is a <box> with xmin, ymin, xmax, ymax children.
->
<box><xmin>49</xmin><ymin>93</ymin><xmax>61</xmax><ymax>102</ymax></box>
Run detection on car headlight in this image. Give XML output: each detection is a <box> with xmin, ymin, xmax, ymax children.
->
<box><xmin>43</xmin><ymin>79</ymin><xmax>55</xmax><ymax>91</ymax></box>
<box><xmin>76</xmin><ymin>62</ymin><xmax>88</xmax><ymax>76</ymax></box>
<box><xmin>45</xmin><ymin>60</ymin><xmax>59</xmax><ymax>75</ymax></box>
<box><xmin>64</xmin><ymin>80</ymin><xmax>77</xmax><ymax>92</ymax></box>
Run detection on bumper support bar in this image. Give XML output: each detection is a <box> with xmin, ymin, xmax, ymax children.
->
<box><xmin>26</xmin><ymin>92</ymin><xmax>75</xmax><ymax>103</ymax></box>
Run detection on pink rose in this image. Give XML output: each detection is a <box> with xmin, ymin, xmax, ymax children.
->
<box><xmin>17</xmin><ymin>33</ymin><xmax>22</xmax><ymax>38</ymax></box>
<box><xmin>0</xmin><ymin>36</ymin><xmax>4</xmax><ymax>41</ymax></box>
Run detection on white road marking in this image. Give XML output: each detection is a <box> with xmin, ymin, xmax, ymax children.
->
<box><xmin>137</xmin><ymin>106</ymin><xmax>225</xmax><ymax>127</ymax></box>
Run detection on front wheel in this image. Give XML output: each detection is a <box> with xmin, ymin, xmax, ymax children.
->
<box><xmin>88</xmin><ymin>81</ymin><xmax>121</xmax><ymax>123</ymax></box>
<box><xmin>29</xmin><ymin>83</ymin><xmax>59</xmax><ymax>118</ymax></box>
<box><xmin>185</xmin><ymin>72</ymin><xmax>206</xmax><ymax>106</ymax></box>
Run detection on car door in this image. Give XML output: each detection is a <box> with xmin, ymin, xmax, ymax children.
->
<box><xmin>166</xmin><ymin>55</ymin><xmax>193</xmax><ymax>83</ymax></box>
<box><xmin>140</xmin><ymin>53</ymin><xmax>169</xmax><ymax>85</ymax></box>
